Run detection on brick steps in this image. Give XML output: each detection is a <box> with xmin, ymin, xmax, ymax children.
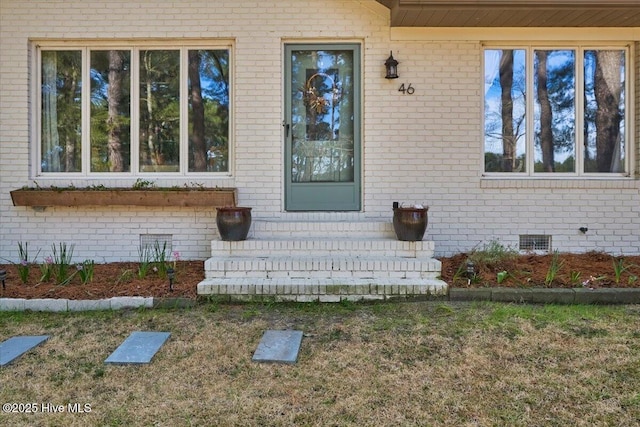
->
<box><xmin>198</xmin><ymin>278</ymin><xmax>446</xmax><ymax>302</ymax></box>
<box><xmin>204</xmin><ymin>256</ymin><xmax>441</xmax><ymax>279</ymax></box>
<box><xmin>197</xmin><ymin>219</ymin><xmax>448</xmax><ymax>302</ymax></box>
<box><xmin>210</xmin><ymin>239</ymin><xmax>435</xmax><ymax>258</ymax></box>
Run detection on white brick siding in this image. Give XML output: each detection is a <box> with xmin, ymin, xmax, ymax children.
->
<box><xmin>1</xmin><ymin>0</ymin><xmax>639</xmax><ymax>262</ymax></box>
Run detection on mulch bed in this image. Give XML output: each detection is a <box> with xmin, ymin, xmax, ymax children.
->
<box><xmin>1</xmin><ymin>253</ymin><xmax>640</xmax><ymax>300</ymax></box>
<box><xmin>441</xmin><ymin>252</ymin><xmax>640</xmax><ymax>289</ymax></box>
<box><xmin>0</xmin><ymin>261</ymin><xmax>202</xmax><ymax>300</ymax></box>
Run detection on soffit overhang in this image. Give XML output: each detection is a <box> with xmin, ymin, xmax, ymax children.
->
<box><xmin>375</xmin><ymin>0</ymin><xmax>640</xmax><ymax>27</ymax></box>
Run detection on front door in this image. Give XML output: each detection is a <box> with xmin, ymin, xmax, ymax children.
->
<box><xmin>284</xmin><ymin>44</ymin><xmax>361</xmax><ymax>211</ymax></box>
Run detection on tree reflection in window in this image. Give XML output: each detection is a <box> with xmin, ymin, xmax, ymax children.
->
<box><xmin>484</xmin><ymin>47</ymin><xmax>626</xmax><ymax>175</ymax></box>
<box><xmin>291</xmin><ymin>51</ymin><xmax>355</xmax><ymax>183</ymax></box>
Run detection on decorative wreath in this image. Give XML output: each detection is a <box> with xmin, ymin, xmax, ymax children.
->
<box><xmin>302</xmin><ymin>72</ymin><xmax>342</xmax><ymax>114</ymax></box>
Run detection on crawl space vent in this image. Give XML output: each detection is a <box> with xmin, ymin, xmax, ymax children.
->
<box><xmin>140</xmin><ymin>234</ymin><xmax>173</xmax><ymax>253</ymax></box>
<box><xmin>519</xmin><ymin>234</ymin><xmax>551</xmax><ymax>252</ymax></box>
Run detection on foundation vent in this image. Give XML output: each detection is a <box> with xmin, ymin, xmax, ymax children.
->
<box><xmin>140</xmin><ymin>234</ymin><xmax>173</xmax><ymax>254</ymax></box>
<box><xmin>519</xmin><ymin>234</ymin><xmax>551</xmax><ymax>252</ymax></box>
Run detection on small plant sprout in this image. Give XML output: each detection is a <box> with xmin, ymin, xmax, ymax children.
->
<box><xmin>468</xmin><ymin>240</ymin><xmax>518</xmax><ymax>266</ymax></box>
<box><xmin>152</xmin><ymin>241</ymin><xmax>169</xmax><ymax>278</ymax></box>
<box><xmin>171</xmin><ymin>251</ymin><xmax>180</xmax><ymax>269</ymax></box>
<box><xmin>19</xmin><ymin>259</ymin><xmax>28</xmax><ymax>282</ymax></box>
<box><xmin>569</xmin><ymin>271</ymin><xmax>582</xmax><ymax>285</ymax></box>
<box><xmin>496</xmin><ymin>270</ymin><xmax>508</xmax><ymax>284</ymax></box>
<box><xmin>452</xmin><ymin>262</ymin><xmax>468</xmax><ymax>283</ymax></box>
<box><xmin>544</xmin><ymin>250</ymin><xmax>564</xmax><ymax>287</ymax></box>
<box><xmin>40</xmin><ymin>256</ymin><xmax>54</xmax><ymax>282</ymax></box>
<box><xmin>138</xmin><ymin>245</ymin><xmax>152</xmax><ymax>279</ymax></box>
<box><xmin>16</xmin><ymin>242</ymin><xmax>40</xmax><ymax>284</ymax></box>
<box><xmin>51</xmin><ymin>242</ymin><xmax>75</xmax><ymax>284</ymax></box>
<box><xmin>17</xmin><ymin>242</ymin><xmax>29</xmax><ymax>282</ymax></box>
<box><xmin>132</xmin><ymin>178</ymin><xmax>156</xmax><ymax>189</ymax></box>
<box><xmin>186</xmin><ymin>181</ymin><xmax>205</xmax><ymax>189</ymax></box>
<box><xmin>612</xmin><ymin>257</ymin><xmax>630</xmax><ymax>284</ymax></box>
<box><xmin>77</xmin><ymin>260</ymin><xmax>95</xmax><ymax>285</ymax></box>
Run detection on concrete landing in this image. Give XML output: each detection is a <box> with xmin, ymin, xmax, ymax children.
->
<box><xmin>105</xmin><ymin>331</ymin><xmax>170</xmax><ymax>365</ymax></box>
<box><xmin>0</xmin><ymin>335</ymin><xmax>49</xmax><ymax>367</ymax></box>
<box><xmin>252</xmin><ymin>330</ymin><xmax>303</xmax><ymax>364</ymax></box>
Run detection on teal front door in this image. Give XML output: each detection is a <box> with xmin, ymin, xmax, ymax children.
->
<box><xmin>284</xmin><ymin>44</ymin><xmax>361</xmax><ymax>211</ymax></box>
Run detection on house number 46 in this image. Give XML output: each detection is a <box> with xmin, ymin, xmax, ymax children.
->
<box><xmin>398</xmin><ymin>83</ymin><xmax>415</xmax><ymax>95</ymax></box>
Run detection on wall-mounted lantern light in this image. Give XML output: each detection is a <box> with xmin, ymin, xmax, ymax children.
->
<box><xmin>385</xmin><ymin>51</ymin><xmax>399</xmax><ymax>79</ymax></box>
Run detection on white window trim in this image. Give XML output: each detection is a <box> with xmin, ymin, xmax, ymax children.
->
<box><xmin>481</xmin><ymin>42</ymin><xmax>634</xmax><ymax>179</ymax></box>
<box><xmin>31</xmin><ymin>40</ymin><xmax>235</xmax><ymax>182</ymax></box>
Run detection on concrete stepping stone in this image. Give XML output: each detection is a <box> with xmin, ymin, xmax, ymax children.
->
<box><xmin>105</xmin><ymin>331</ymin><xmax>170</xmax><ymax>365</ymax></box>
<box><xmin>252</xmin><ymin>330</ymin><xmax>303</xmax><ymax>364</ymax></box>
<box><xmin>0</xmin><ymin>335</ymin><xmax>49</xmax><ymax>367</ymax></box>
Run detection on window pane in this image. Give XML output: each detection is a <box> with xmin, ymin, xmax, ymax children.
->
<box><xmin>534</xmin><ymin>49</ymin><xmax>576</xmax><ymax>173</ymax></box>
<box><xmin>290</xmin><ymin>49</ymin><xmax>355</xmax><ymax>183</ymax></box>
<box><xmin>584</xmin><ymin>50</ymin><xmax>625</xmax><ymax>173</ymax></box>
<box><xmin>484</xmin><ymin>49</ymin><xmax>527</xmax><ymax>172</ymax></box>
<box><xmin>41</xmin><ymin>50</ymin><xmax>82</xmax><ymax>172</ymax></box>
<box><xmin>90</xmin><ymin>50</ymin><xmax>131</xmax><ymax>172</ymax></box>
<box><xmin>139</xmin><ymin>50</ymin><xmax>180</xmax><ymax>172</ymax></box>
<box><xmin>188</xmin><ymin>50</ymin><xmax>229</xmax><ymax>172</ymax></box>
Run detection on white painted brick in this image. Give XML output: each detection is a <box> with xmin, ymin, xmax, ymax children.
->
<box><xmin>2</xmin><ymin>0</ymin><xmax>639</xmax><ymax>264</ymax></box>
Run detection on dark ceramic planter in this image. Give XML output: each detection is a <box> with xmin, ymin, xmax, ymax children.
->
<box><xmin>216</xmin><ymin>207</ymin><xmax>252</xmax><ymax>241</ymax></box>
<box><xmin>392</xmin><ymin>207</ymin><xmax>428</xmax><ymax>241</ymax></box>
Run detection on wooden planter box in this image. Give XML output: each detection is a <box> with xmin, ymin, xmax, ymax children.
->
<box><xmin>10</xmin><ymin>188</ymin><xmax>237</xmax><ymax>208</ymax></box>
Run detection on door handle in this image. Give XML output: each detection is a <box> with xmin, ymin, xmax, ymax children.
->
<box><xmin>283</xmin><ymin>122</ymin><xmax>290</xmax><ymax>138</ymax></box>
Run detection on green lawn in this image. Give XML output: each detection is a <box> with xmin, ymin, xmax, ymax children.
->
<box><xmin>1</xmin><ymin>301</ymin><xmax>639</xmax><ymax>426</ymax></box>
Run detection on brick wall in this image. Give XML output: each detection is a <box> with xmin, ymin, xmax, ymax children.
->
<box><xmin>1</xmin><ymin>0</ymin><xmax>638</xmax><ymax>262</ymax></box>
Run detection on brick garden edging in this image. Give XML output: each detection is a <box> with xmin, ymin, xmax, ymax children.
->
<box><xmin>0</xmin><ymin>297</ymin><xmax>195</xmax><ymax>312</ymax></box>
<box><xmin>2</xmin><ymin>288</ymin><xmax>640</xmax><ymax>311</ymax></box>
<box><xmin>449</xmin><ymin>287</ymin><xmax>640</xmax><ymax>305</ymax></box>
